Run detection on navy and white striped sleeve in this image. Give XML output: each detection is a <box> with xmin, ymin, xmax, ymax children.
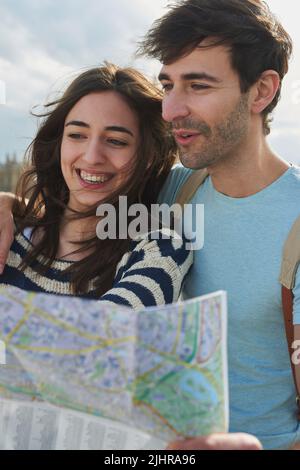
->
<box><xmin>100</xmin><ymin>230</ymin><xmax>193</xmax><ymax>310</ymax></box>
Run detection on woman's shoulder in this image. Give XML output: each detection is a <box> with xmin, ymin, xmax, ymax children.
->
<box><xmin>114</xmin><ymin>228</ymin><xmax>192</xmax><ymax>280</ymax></box>
<box><xmin>10</xmin><ymin>230</ymin><xmax>32</xmax><ymax>255</ymax></box>
<box><xmin>105</xmin><ymin>228</ymin><xmax>193</xmax><ymax>309</ymax></box>
<box><xmin>130</xmin><ymin>227</ymin><xmax>189</xmax><ymax>253</ymax></box>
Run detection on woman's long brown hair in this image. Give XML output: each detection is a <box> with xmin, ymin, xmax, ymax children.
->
<box><xmin>14</xmin><ymin>63</ymin><xmax>177</xmax><ymax>296</ymax></box>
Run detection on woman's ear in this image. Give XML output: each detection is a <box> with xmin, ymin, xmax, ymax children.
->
<box><xmin>250</xmin><ymin>70</ymin><xmax>280</xmax><ymax>115</ymax></box>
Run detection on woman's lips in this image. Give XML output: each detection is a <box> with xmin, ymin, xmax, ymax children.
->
<box><xmin>75</xmin><ymin>168</ymin><xmax>114</xmax><ymax>190</ymax></box>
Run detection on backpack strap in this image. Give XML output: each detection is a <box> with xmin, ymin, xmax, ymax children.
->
<box><xmin>280</xmin><ymin>216</ymin><xmax>300</xmax><ymax>290</ymax></box>
<box><xmin>281</xmin><ymin>287</ymin><xmax>300</xmax><ymax>419</ymax></box>
<box><xmin>280</xmin><ymin>215</ymin><xmax>300</xmax><ymax>420</ymax></box>
<box><xmin>175</xmin><ymin>169</ymin><xmax>209</xmax><ymax>208</ymax></box>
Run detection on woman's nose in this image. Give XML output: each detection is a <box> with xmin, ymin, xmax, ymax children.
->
<box><xmin>83</xmin><ymin>139</ymin><xmax>107</xmax><ymax>165</ymax></box>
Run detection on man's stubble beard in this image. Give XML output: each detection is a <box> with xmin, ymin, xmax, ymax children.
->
<box><xmin>178</xmin><ymin>93</ymin><xmax>250</xmax><ymax>170</ymax></box>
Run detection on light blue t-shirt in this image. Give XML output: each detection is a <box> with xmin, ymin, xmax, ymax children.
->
<box><xmin>159</xmin><ymin>164</ymin><xmax>300</xmax><ymax>450</ymax></box>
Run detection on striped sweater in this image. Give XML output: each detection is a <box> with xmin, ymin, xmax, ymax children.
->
<box><xmin>0</xmin><ymin>229</ymin><xmax>193</xmax><ymax>310</ymax></box>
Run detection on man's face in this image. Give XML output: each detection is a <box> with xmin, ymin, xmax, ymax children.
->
<box><xmin>159</xmin><ymin>44</ymin><xmax>251</xmax><ymax>169</ymax></box>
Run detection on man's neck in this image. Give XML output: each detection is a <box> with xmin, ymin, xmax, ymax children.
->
<box><xmin>207</xmin><ymin>132</ymin><xmax>290</xmax><ymax>198</ymax></box>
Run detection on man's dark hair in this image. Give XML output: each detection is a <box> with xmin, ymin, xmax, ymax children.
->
<box><xmin>138</xmin><ymin>0</ymin><xmax>293</xmax><ymax>135</ymax></box>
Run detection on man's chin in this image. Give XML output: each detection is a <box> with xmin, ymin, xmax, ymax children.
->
<box><xmin>179</xmin><ymin>153</ymin><xmax>209</xmax><ymax>170</ymax></box>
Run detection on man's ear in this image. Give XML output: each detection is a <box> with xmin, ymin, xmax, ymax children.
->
<box><xmin>250</xmin><ymin>70</ymin><xmax>280</xmax><ymax>115</ymax></box>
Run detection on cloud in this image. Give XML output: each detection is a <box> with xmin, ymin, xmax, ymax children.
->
<box><xmin>0</xmin><ymin>0</ymin><xmax>299</xmax><ymax>162</ymax></box>
<box><xmin>268</xmin><ymin>126</ymin><xmax>300</xmax><ymax>165</ymax></box>
<box><xmin>0</xmin><ymin>0</ymin><xmax>166</xmax><ymax>94</ymax></box>
<box><xmin>0</xmin><ymin>0</ymin><xmax>168</xmax><ymax>159</ymax></box>
<box><xmin>0</xmin><ymin>3</ymin><xmax>75</xmax><ymax>111</ymax></box>
<box><xmin>0</xmin><ymin>0</ymin><xmax>166</xmax><ymax>68</ymax></box>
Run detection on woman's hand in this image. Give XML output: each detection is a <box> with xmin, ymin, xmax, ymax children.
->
<box><xmin>0</xmin><ymin>192</ymin><xmax>16</xmax><ymax>273</ymax></box>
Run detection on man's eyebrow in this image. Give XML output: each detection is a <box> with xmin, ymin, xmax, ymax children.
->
<box><xmin>65</xmin><ymin>122</ymin><xmax>134</xmax><ymax>137</ymax></box>
<box><xmin>182</xmin><ymin>73</ymin><xmax>221</xmax><ymax>83</ymax></box>
<box><xmin>158</xmin><ymin>72</ymin><xmax>221</xmax><ymax>83</ymax></box>
<box><xmin>158</xmin><ymin>73</ymin><xmax>171</xmax><ymax>82</ymax></box>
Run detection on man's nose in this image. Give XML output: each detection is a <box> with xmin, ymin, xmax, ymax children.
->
<box><xmin>83</xmin><ymin>139</ymin><xmax>106</xmax><ymax>165</ymax></box>
<box><xmin>162</xmin><ymin>92</ymin><xmax>190</xmax><ymax>123</ymax></box>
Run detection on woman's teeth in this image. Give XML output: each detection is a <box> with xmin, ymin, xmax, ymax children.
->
<box><xmin>79</xmin><ymin>170</ymin><xmax>110</xmax><ymax>183</ymax></box>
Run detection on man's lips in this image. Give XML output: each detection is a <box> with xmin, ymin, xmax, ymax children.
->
<box><xmin>173</xmin><ymin>130</ymin><xmax>202</xmax><ymax>146</ymax></box>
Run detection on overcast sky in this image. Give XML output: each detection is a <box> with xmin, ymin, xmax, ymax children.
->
<box><xmin>0</xmin><ymin>0</ymin><xmax>299</xmax><ymax>164</ymax></box>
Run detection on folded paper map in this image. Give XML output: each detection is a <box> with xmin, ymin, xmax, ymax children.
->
<box><xmin>0</xmin><ymin>285</ymin><xmax>228</xmax><ymax>450</ymax></box>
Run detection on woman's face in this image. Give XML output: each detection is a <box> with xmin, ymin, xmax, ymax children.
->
<box><xmin>61</xmin><ymin>91</ymin><xmax>139</xmax><ymax>211</ymax></box>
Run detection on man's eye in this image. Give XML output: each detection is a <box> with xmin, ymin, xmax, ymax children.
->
<box><xmin>161</xmin><ymin>83</ymin><xmax>173</xmax><ymax>92</ymax></box>
<box><xmin>191</xmin><ymin>84</ymin><xmax>210</xmax><ymax>90</ymax></box>
<box><xmin>107</xmin><ymin>139</ymin><xmax>127</xmax><ymax>147</ymax></box>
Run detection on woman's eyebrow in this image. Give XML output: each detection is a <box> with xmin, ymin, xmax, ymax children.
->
<box><xmin>65</xmin><ymin>120</ymin><xmax>89</xmax><ymax>128</ymax></box>
<box><xmin>65</xmin><ymin>122</ymin><xmax>134</xmax><ymax>137</ymax></box>
<box><xmin>105</xmin><ymin>126</ymin><xmax>134</xmax><ymax>137</ymax></box>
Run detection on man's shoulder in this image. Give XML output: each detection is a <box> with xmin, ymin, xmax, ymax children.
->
<box><xmin>158</xmin><ymin>164</ymin><xmax>194</xmax><ymax>205</ymax></box>
<box><xmin>164</xmin><ymin>163</ymin><xmax>194</xmax><ymax>189</ymax></box>
<box><xmin>289</xmin><ymin>165</ymin><xmax>300</xmax><ymax>184</ymax></box>
<box><xmin>281</xmin><ymin>165</ymin><xmax>300</xmax><ymax>198</ymax></box>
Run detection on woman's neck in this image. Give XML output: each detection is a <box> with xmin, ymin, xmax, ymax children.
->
<box><xmin>57</xmin><ymin>214</ymin><xmax>98</xmax><ymax>261</ymax></box>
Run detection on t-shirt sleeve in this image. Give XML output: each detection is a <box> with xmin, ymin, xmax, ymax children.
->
<box><xmin>293</xmin><ymin>266</ymin><xmax>300</xmax><ymax>325</ymax></box>
<box><xmin>157</xmin><ymin>164</ymin><xmax>194</xmax><ymax>205</ymax></box>
<box><xmin>100</xmin><ymin>231</ymin><xmax>193</xmax><ymax>310</ymax></box>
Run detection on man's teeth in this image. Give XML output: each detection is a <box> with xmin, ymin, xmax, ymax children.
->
<box><xmin>80</xmin><ymin>170</ymin><xmax>110</xmax><ymax>183</ymax></box>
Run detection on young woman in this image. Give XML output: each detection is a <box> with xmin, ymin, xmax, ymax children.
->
<box><xmin>0</xmin><ymin>63</ymin><xmax>192</xmax><ymax>308</ymax></box>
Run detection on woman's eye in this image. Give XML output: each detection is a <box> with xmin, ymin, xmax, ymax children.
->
<box><xmin>68</xmin><ymin>133</ymin><xmax>85</xmax><ymax>140</ymax></box>
<box><xmin>107</xmin><ymin>139</ymin><xmax>127</xmax><ymax>147</ymax></box>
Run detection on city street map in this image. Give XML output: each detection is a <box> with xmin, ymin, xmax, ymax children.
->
<box><xmin>0</xmin><ymin>285</ymin><xmax>228</xmax><ymax>449</ymax></box>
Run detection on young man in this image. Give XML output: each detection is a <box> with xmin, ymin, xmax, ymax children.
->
<box><xmin>139</xmin><ymin>0</ymin><xmax>300</xmax><ymax>450</ymax></box>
